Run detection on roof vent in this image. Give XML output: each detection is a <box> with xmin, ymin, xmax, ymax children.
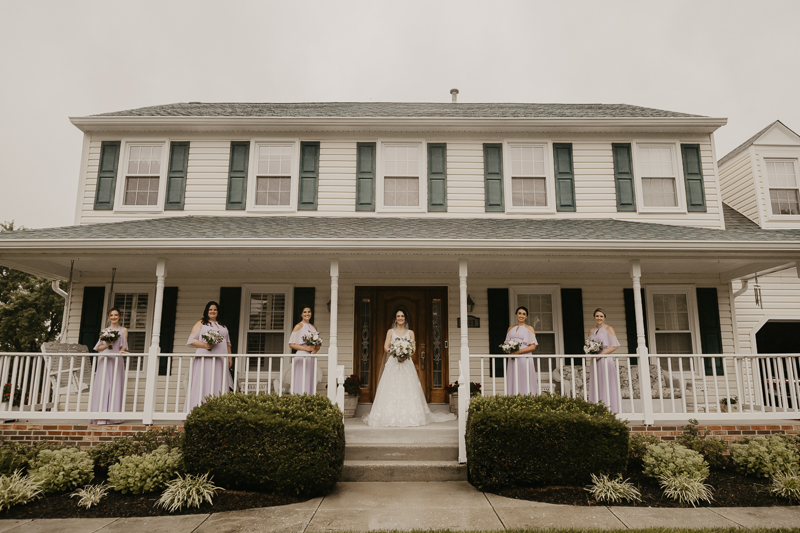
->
<box><xmin>450</xmin><ymin>89</ymin><xmax>459</xmax><ymax>103</ymax></box>
<box><xmin>188</xmin><ymin>101</ymin><xmax>201</xmax><ymax>104</ymax></box>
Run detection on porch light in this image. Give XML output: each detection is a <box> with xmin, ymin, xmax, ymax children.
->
<box><xmin>467</xmin><ymin>294</ymin><xmax>475</xmax><ymax>313</ymax></box>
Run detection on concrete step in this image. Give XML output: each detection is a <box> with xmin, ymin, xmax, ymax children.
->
<box><xmin>345</xmin><ymin>444</ymin><xmax>459</xmax><ymax>462</ymax></box>
<box><xmin>341</xmin><ymin>460</ymin><xmax>467</xmax><ymax>482</ymax></box>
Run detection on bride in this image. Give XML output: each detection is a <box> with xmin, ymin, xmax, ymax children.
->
<box><xmin>363</xmin><ymin>309</ymin><xmax>457</xmax><ymax>427</ymax></box>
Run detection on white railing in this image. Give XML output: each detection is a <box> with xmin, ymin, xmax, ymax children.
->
<box><xmin>0</xmin><ymin>352</ymin><xmax>336</xmax><ymax>422</ymax></box>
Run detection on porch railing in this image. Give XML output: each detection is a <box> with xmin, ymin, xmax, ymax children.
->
<box><xmin>0</xmin><ymin>352</ymin><xmax>341</xmax><ymax>422</ymax></box>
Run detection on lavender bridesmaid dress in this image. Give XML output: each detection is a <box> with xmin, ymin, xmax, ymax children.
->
<box><xmin>90</xmin><ymin>329</ymin><xmax>128</xmax><ymax>425</ymax></box>
<box><xmin>587</xmin><ymin>326</ymin><xmax>621</xmax><ymax>413</ymax></box>
<box><xmin>505</xmin><ymin>326</ymin><xmax>539</xmax><ymax>395</ymax></box>
<box><xmin>289</xmin><ymin>322</ymin><xmax>318</xmax><ymax>394</ymax></box>
<box><xmin>184</xmin><ymin>322</ymin><xmax>231</xmax><ymax>412</ymax></box>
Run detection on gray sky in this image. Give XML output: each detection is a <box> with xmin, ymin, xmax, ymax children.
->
<box><xmin>2</xmin><ymin>0</ymin><xmax>799</xmax><ymax>229</ymax></box>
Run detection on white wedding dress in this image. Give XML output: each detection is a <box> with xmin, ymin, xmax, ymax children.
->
<box><xmin>362</xmin><ymin>330</ymin><xmax>457</xmax><ymax>427</ymax></box>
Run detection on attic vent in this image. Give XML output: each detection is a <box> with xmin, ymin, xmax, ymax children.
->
<box><xmin>450</xmin><ymin>89</ymin><xmax>459</xmax><ymax>103</ymax></box>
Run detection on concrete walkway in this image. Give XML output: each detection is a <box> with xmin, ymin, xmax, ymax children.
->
<box><xmin>2</xmin><ymin>482</ymin><xmax>799</xmax><ymax>532</ymax></box>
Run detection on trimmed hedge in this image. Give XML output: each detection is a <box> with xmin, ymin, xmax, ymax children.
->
<box><xmin>182</xmin><ymin>393</ymin><xmax>344</xmax><ymax>497</ymax></box>
<box><xmin>466</xmin><ymin>394</ymin><xmax>629</xmax><ymax>491</ymax></box>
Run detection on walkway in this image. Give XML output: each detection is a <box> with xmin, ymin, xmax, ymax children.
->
<box><xmin>2</xmin><ymin>482</ymin><xmax>799</xmax><ymax>532</ymax></box>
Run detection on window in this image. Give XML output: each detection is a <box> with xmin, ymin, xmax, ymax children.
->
<box><xmin>511</xmin><ymin>286</ymin><xmax>562</xmax><ymax>355</ymax></box>
<box><xmin>646</xmin><ymin>286</ymin><xmax>699</xmax><ymax>364</ymax></box>
<box><xmin>510</xmin><ymin>145</ymin><xmax>547</xmax><ymax>207</ymax></box>
<box><xmin>118</xmin><ymin>143</ymin><xmax>167</xmax><ymax>210</ymax></box>
<box><xmin>379</xmin><ymin>142</ymin><xmax>425</xmax><ymax>211</ymax></box>
<box><xmin>635</xmin><ymin>143</ymin><xmax>685</xmax><ymax>212</ymax></box>
<box><xmin>241</xmin><ymin>286</ymin><xmax>292</xmax><ymax>373</ymax></box>
<box><xmin>765</xmin><ymin>159</ymin><xmax>800</xmax><ymax>215</ymax></box>
<box><xmin>246</xmin><ymin>142</ymin><xmax>298</xmax><ymax>211</ymax></box>
<box><xmin>105</xmin><ymin>286</ymin><xmax>154</xmax><ymax>354</ymax></box>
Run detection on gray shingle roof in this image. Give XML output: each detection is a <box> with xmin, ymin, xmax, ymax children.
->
<box><xmin>93</xmin><ymin>102</ymin><xmax>703</xmax><ymax>119</ymax></box>
<box><xmin>718</xmin><ymin>120</ymin><xmax>779</xmax><ymax>167</ymax></box>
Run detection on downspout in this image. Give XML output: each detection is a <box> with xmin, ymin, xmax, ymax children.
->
<box><xmin>52</xmin><ymin>260</ymin><xmax>74</xmax><ymax>342</ymax></box>
<box><xmin>732</xmin><ymin>279</ymin><xmax>749</xmax><ymax>299</ymax></box>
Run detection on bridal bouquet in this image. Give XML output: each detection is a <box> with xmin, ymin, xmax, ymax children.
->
<box><xmin>99</xmin><ymin>328</ymin><xmax>120</xmax><ymax>343</ymax></box>
<box><xmin>202</xmin><ymin>329</ymin><xmax>225</xmax><ymax>346</ymax></box>
<box><xmin>302</xmin><ymin>331</ymin><xmax>323</xmax><ymax>348</ymax></box>
<box><xmin>584</xmin><ymin>340</ymin><xmax>603</xmax><ymax>355</ymax></box>
<box><xmin>388</xmin><ymin>337</ymin><xmax>415</xmax><ymax>361</ymax></box>
<box><xmin>500</xmin><ymin>339</ymin><xmax>522</xmax><ymax>354</ymax></box>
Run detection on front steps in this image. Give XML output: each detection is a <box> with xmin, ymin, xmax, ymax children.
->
<box><xmin>342</xmin><ymin>404</ymin><xmax>466</xmax><ymax>482</ymax></box>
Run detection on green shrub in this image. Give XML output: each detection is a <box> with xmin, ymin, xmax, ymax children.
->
<box><xmin>629</xmin><ymin>434</ymin><xmax>660</xmax><ymax>468</ymax></box>
<box><xmin>108</xmin><ymin>445</ymin><xmax>183</xmax><ymax>494</ymax></box>
<box><xmin>28</xmin><ymin>448</ymin><xmax>94</xmax><ymax>494</ymax></box>
<box><xmin>466</xmin><ymin>394</ymin><xmax>629</xmax><ymax>490</ymax></box>
<box><xmin>0</xmin><ymin>441</ymin><xmax>63</xmax><ymax>476</ymax></box>
<box><xmin>157</xmin><ymin>473</ymin><xmax>223</xmax><ymax>512</ymax></box>
<box><xmin>586</xmin><ymin>473</ymin><xmax>641</xmax><ymax>503</ymax></box>
<box><xmin>658</xmin><ymin>473</ymin><xmax>714</xmax><ymax>507</ymax></box>
<box><xmin>675</xmin><ymin>419</ymin><xmax>729</xmax><ymax>470</ymax></box>
<box><xmin>642</xmin><ymin>442</ymin><xmax>709</xmax><ymax>480</ymax></box>
<box><xmin>183</xmin><ymin>393</ymin><xmax>345</xmax><ymax>497</ymax></box>
<box><xmin>0</xmin><ymin>470</ymin><xmax>43</xmax><ymax>511</ymax></box>
<box><xmin>71</xmin><ymin>483</ymin><xmax>109</xmax><ymax>509</ymax></box>
<box><xmin>730</xmin><ymin>435</ymin><xmax>800</xmax><ymax>478</ymax></box>
<box><xmin>89</xmin><ymin>426</ymin><xmax>183</xmax><ymax>475</ymax></box>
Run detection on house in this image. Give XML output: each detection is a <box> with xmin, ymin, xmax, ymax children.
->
<box><xmin>1</xmin><ymin>98</ymin><xmax>799</xmax><ymax>462</ymax></box>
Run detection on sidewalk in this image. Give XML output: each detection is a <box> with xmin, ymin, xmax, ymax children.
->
<box><xmin>2</xmin><ymin>482</ymin><xmax>799</xmax><ymax>532</ymax></box>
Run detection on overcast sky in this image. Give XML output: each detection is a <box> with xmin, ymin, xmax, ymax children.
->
<box><xmin>1</xmin><ymin>0</ymin><xmax>799</xmax><ymax>229</ymax></box>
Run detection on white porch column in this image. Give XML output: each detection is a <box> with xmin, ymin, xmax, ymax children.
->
<box><xmin>328</xmin><ymin>259</ymin><xmax>340</xmax><ymax>405</ymax></box>
<box><xmin>143</xmin><ymin>258</ymin><xmax>168</xmax><ymax>425</ymax></box>
<box><xmin>630</xmin><ymin>259</ymin><xmax>654</xmax><ymax>425</ymax></box>
<box><xmin>458</xmin><ymin>259</ymin><xmax>469</xmax><ymax>463</ymax></box>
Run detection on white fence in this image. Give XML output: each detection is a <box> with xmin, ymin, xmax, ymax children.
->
<box><xmin>0</xmin><ymin>352</ymin><xmax>340</xmax><ymax>422</ymax></box>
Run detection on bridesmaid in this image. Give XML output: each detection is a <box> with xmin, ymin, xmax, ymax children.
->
<box><xmin>288</xmin><ymin>306</ymin><xmax>320</xmax><ymax>394</ymax></box>
<box><xmin>587</xmin><ymin>308</ymin><xmax>621</xmax><ymax>413</ymax></box>
<box><xmin>504</xmin><ymin>306</ymin><xmax>539</xmax><ymax>395</ymax></box>
<box><xmin>184</xmin><ymin>301</ymin><xmax>232</xmax><ymax>412</ymax></box>
<box><xmin>90</xmin><ymin>307</ymin><xmax>128</xmax><ymax>424</ymax></box>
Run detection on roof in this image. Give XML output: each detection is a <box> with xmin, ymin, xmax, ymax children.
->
<box><xmin>718</xmin><ymin>120</ymin><xmax>800</xmax><ymax>166</ymax></box>
<box><xmin>92</xmin><ymin>102</ymin><xmax>703</xmax><ymax>119</ymax></box>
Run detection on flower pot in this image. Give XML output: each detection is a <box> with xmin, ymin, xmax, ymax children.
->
<box><xmin>343</xmin><ymin>395</ymin><xmax>359</xmax><ymax>418</ymax></box>
<box><xmin>720</xmin><ymin>402</ymin><xmax>740</xmax><ymax>413</ymax></box>
<box><xmin>449</xmin><ymin>392</ymin><xmax>458</xmax><ymax>414</ymax></box>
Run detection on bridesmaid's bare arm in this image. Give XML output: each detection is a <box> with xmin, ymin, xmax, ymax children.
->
<box><xmin>188</xmin><ymin>320</ymin><xmax>211</xmax><ymax>350</ymax></box>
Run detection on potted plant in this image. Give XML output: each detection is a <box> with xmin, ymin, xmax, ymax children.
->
<box><xmin>445</xmin><ymin>381</ymin><xmax>482</xmax><ymax>414</ymax></box>
<box><xmin>720</xmin><ymin>395</ymin><xmax>739</xmax><ymax>413</ymax></box>
<box><xmin>342</xmin><ymin>374</ymin><xmax>361</xmax><ymax>418</ymax></box>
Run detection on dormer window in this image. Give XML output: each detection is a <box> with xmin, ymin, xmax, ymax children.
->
<box><xmin>766</xmin><ymin>159</ymin><xmax>800</xmax><ymax>215</ymax></box>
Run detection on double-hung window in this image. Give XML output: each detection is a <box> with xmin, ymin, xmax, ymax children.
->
<box><xmin>379</xmin><ymin>142</ymin><xmax>426</xmax><ymax>212</ymax></box>
<box><xmin>634</xmin><ymin>143</ymin><xmax>686</xmax><ymax>212</ymax></box>
<box><xmin>765</xmin><ymin>159</ymin><xmax>800</xmax><ymax>215</ymax></box>
<box><xmin>106</xmin><ymin>285</ymin><xmax>154</xmax><ymax>354</ymax></box>
<box><xmin>646</xmin><ymin>286</ymin><xmax>700</xmax><ymax>372</ymax></box>
<box><xmin>510</xmin><ymin>286</ymin><xmax>562</xmax><ymax>355</ymax></box>
<box><xmin>249</xmin><ymin>142</ymin><xmax>298</xmax><ymax>211</ymax></box>
<box><xmin>116</xmin><ymin>142</ymin><xmax>168</xmax><ymax>210</ymax></box>
<box><xmin>241</xmin><ymin>286</ymin><xmax>292</xmax><ymax>378</ymax></box>
<box><xmin>504</xmin><ymin>143</ymin><xmax>554</xmax><ymax>213</ymax></box>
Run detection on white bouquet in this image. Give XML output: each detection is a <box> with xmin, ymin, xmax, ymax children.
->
<box><xmin>500</xmin><ymin>339</ymin><xmax>522</xmax><ymax>354</ymax></box>
<box><xmin>584</xmin><ymin>340</ymin><xmax>603</xmax><ymax>355</ymax></box>
<box><xmin>202</xmin><ymin>329</ymin><xmax>225</xmax><ymax>346</ymax></box>
<box><xmin>388</xmin><ymin>337</ymin><xmax>415</xmax><ymax>361</ymax></box>
<box><xmin>99</xmin><ymin>328</ymin><xmax>120</xmax><ymax>343</ymax></box>
<box><xmin>302</xmin><ymin>331</ymin><xmax>323</xmax><ymax>348</ymax></box>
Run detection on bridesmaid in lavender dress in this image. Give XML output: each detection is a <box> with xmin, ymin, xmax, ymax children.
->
<box><xmin>587</xmin><ymin>308</ymin><xmax>621</xmax><ymax>413</ymax></box>
<box><xmin>288</xmin><ymin>307</ymin><xmax>320</xmax><ymax>394</ymax></box>
<box><xmin>90</xmin><ymin>307</ymin><xmax>128</xmax><ymax>424</ymax></box>
<box><xmin>504</xmin><ymin>306</ymin><xmax>539</xmax><ymax>395</ymax></box>
<box><xmin>184</xmin><ymin>301</ymin><xmax>232</xmax><ymax>412</ymax></box>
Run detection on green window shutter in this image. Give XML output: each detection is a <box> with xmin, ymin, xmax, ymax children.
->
<box><xmin>553</xmin><ymin>143</ymin><xmax>576</xmax><ymax>212</ymax></box>
<box><xmin>226</xmin><ymin>142</ymin><xmax>249</xmax><ymax>210</ymax></box>
<box><xmin>483</xmin><ymin>144</ymin><xmax>504</xmax><ymax>212</ymax></box>
<box><xmin>158</xmin><ymin>287</ymin><xmax>179</xmax><ymax>375</ymax></box>
<box><xmin>560</xmin><ymin>288</ymin><xmax>584</xmax><ymax>365</ymax></box>
<box><xmin>165</xmin><ymin>142</ymin><xmax>189</xmax><ymax>210</ymax></box>
<box><xmin>78</xmin><ymin>287</ymin><xmax>106</xmax><ymax>352</ymax></box>
<box><xmin>298</xmin><ymin>142</ymin><xmax>319</xmax><ymax>211</ymax></box>
<box><xmin>612</xmin><ymin>143</ymin><xmax>636</xmax><ymax>212</ymax></box>
<box><xmin>427</xmin><ymin>143</ymin><xmax>447</xmax><ymax>212</ymax></box>
<box><xmin>487</xmin><ymin>288</ymin><xmax>510</xmax><ymax>377</ymax></box>
<box><xmin>697</xmin><ymin>288</ymin><xmax>724</xmax><ymax>375</ymax></box>
<box><xmin>623</xmin><ymin>288</ymin><xmax>648</xmax><ymax>364</ymax></box>
<box><xmin>356</xmin><ymin>143</ymin><xmax>376</xmax><ymax>211</ymax></box>
<box><xmin>94</xmin><ymin>142</ymin><xmax>120</xmax><ymax>210</ymax></box>
<box><xmin>219</xmin><ymin>287</ymin><xmax>242</xmax><ymax>354</ymax></box>
<box><xmin>681</xmin><ymin>144</ymin><xmax>707</xmax><ymax>212</ymax></box>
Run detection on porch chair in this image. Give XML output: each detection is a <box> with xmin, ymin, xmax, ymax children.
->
<box><xmin>554</xmin><ymin>363</ymin><xmax>682</xmax><ymax>400</ymax></box>
<box><xmin>40</xmin><ymin>342</ymin><xmax>92</xmax><ymax>410</ymax></box>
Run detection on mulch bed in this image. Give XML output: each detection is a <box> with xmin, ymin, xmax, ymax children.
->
<box><xmin>495</xmin><ymin>469</ymin><xmax>799</xmax><ymax>507</ymax></box>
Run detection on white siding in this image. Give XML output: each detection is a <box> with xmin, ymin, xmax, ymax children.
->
<box><xmin>733</xmin><ymin>268</ymin><xmax>800</xmax><ymax>354</ymax></box>
<box><xmin>719</xmin><ymin>150</ymin><xmax>758</xmax><ymax>223</ymax></box>
<box><xmin>318</xmin><ymin>142</ymin><xmax>357</xmax><ymax>212</ymax></box>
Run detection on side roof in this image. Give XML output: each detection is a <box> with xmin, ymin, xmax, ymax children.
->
<box><xmin>718</xmin><ymin>120</ymin><xmax>800</xmax><ymax>166</ymax></box>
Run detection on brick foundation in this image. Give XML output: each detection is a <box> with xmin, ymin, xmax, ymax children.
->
<box><xmin>0</xmin><ymin>423</ymin><xmax>183</xmax><ymax>449</ymax></box>
<box><xmin>630</xmin><ymin>423</ymin><xmax>800</xmax><ymax>443</ymax></box>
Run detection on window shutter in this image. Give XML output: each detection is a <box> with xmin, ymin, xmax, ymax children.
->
<box><xmin>427</xmin><ymin>143</ymin><xmax>447</xmax><ymax>212</ymax></box>
<box><xmin>356</xmin><ymin>143</ymin><xmax>376</xmax><ymax>211</ymax></box>
<box><xmin>226</xmin><ymin>142</ymin><xmax>249</xmax><ymax>210</ymax></box>
<box><xmin>560</xmin><ymin>289</ymin><xmax>584</xmax><ymax>364</ymax></box>
<box><xmin>94</xmin><ymin>142</ymin><xmax>120</xmax><ymax>210</ymax></box>
<box><xmin>623</xmin><ymin>288</ymin><xmax>648</xmax><ymax>363</ymax></box>
<box><xmin>483</xmin><ymin>144</ymin><xmax>504</xmax><ymax>212</ymax></box>
<box><xmin>298</xmin><ymin>142</ymin><xmax>319</xmax><ymax>210</ymax></box>
<box><xmin>158</xmin><ymin>287</ymin><xmax>179</xmax><ymax>375</ymax></box>
<box><xmin>681</xmin><ymin>144</ymin><xmax>707</xmax><ymax>212</ymax></box>
<box><xmin>553</xmin><ymin>143</ymin><xmax>576</xmax><ymax>212</ymax></box>
<box><xmin>219</xmin><ymin>287</ymin><xmax>242</xmax><ymax>354</ymax></box>
<box><xmin>612</xmin><ymin>143</ymin><xmax>636</xmax><ymax>212</ymax></box>
<box><xmin>487</xmin><ymin>288</ymin><xmax>510</xmax><ymax>377</ymax></box>
<box><xmin>697</xmin><ymin>288</ymin><xmax>724</xmax><ymax>375</ymax></box>
<box><xmin>165</xmin><ymin>142</ymin><xmax>189</xmax><ymax>210</ymax></box>
<box><xmin>78</xmin><ymin>287</ymin><xmax>106</xmax><ymax>352</ymax></box>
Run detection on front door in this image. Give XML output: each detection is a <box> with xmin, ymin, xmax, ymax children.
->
<box><xmin>354</xmin><ymin>286</ymin><xmax>448</xmax><ymax>403</ymax></box>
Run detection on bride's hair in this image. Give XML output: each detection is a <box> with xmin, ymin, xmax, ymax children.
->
<box><xmin>391</xmin><ymin>308</ymin><xmax>410</xmax><ymax>330</ymax></box>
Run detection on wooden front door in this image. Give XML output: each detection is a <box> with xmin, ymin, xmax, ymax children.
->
<box><xmin>354</xmin><ymin>286</ymin><xmax>448</xmax><ymax>403</ymax></box>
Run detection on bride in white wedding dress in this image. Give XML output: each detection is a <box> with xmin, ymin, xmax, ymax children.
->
<box><xmin>363</xmin><ymin>310</ymin><xmax>457</xmax><ymax>427</ymax></box>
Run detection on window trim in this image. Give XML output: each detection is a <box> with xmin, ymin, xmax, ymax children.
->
<box><xmin>508</xmin><ymin>284</ymin><xmax>563</xmax><ymax>354</ymax></box>
<box><xmin>113</xmin><ymin>140</ymin><xmax>170</xmax><ymax>213</ymax></box>
<box><xmin>763</xmin><ymin>156</ymin><xmax>800</xmax><ymax>220</ymax></box>
<box><xmin>102</xmin><ymin>283</ymin><xmax>156</xmax><ymax>358</ymax></box>
<box><xmin>246</xmin><ymin>140</ymin><xmax>300</xmax><ymax>213</ymax></box>
<box><xmin>376</xmin><ymin>139</ymin><xmax>428</xmax><ymax>213</ymax></box>
<box><xmin>645</xmin><ymin>284</ymin><xmax>701</xmax><ymax>358</ymax></box>
<box><xmin>503</xmin><ymin>141</ymin><xmax>556</xmax><ymax>214</ymax></box>
<box><xmin>632</xmin><ymin>141</ymin><xmax>688</xmax><ymax>214</ymax></box>
<box><xmin>237</xmin><ymin>284</ymin><xmax>294</xmax><ymax>355</ymax></box>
